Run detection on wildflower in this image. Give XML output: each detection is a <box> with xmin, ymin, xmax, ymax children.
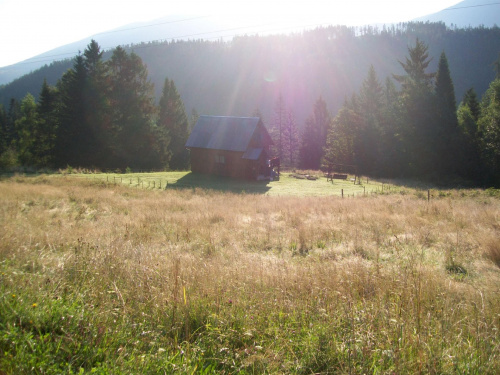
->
<box><xmin>11</xmin><ymin>294</ymin><xmax>15</xmax><ymax>298</ymax></box>
<box><xmin>32</xmin><ymin>303</ymin><xmax>37</xmax><ymax>308</ymax></box>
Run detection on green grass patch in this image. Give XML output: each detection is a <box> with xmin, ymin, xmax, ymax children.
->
<box><xmin>62</xmin><ymin>171</ymin><xmax>394</xmax><ymax>197</ymax></box>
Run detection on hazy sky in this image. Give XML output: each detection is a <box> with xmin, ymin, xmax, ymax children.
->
<box><xmin>0</xmin><ymin>0</ymin><xmax>462</xmax><ymax>68</ymax></box>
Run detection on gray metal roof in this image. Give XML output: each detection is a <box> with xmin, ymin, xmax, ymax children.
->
<box><xmin>185</xmin><ymin>116</ymin><xmax>262</xmax><ymax>152</ymax></box>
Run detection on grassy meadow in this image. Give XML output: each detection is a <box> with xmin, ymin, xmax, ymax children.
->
<box><xmin>1</xmin><ymin>172</ymin><xmax>499</xmax><ymax>374</ymax></box>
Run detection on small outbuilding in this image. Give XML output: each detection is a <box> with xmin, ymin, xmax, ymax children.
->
<box><xmin>185</xmin><ymin>115</ymin><xmax>274</xmax><ymax>180</ymax></box>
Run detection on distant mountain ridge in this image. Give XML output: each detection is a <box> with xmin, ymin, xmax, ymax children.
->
<box><xmin>1</xmin><ymin>23</ymin><xmax>499</xmax><ymax>128</ymax></box>
<box><xmin>1</xmin><ymin>0</ymin><xmax>499</xmax><ymax>86</ymax></box>
<box><xmin>0</xmin><ymin>15</ymin><xmax>231</xmax><ymax>85</ymax></box>
<box><xmin>414</xmin><ymin>0</ymin><xmax>500</xmax><ymax>27</ymax></box>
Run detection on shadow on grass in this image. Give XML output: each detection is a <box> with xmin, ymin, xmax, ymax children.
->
<box><xmin>166</xmin><ymin>172</ymin><xmax>272</xmax><ymax>194</ymax></box>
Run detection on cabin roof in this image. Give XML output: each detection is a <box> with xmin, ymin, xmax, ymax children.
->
<box><xmin>185</xmin><ymin>116</ymin><xmax>270</xmax><ymax>152</ymax></box>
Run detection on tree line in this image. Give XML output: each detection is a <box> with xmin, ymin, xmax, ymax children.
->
<box><xmin>1</xmin><ymin>38</ymin><xmax>500</xmax><ymax>186</ymax></box>
<box><xmin>2</xmin><ymin>22</ymin><xmax>499</xmax><ymax>132</ymax></box>
<box><xmin>0</xmin><ymin>40</ymin><xmax>190</xmax><ymax>171</ymax></box>
<box><xmin>270</xmin><ymin>39</ymin><xmax>500</xmax><ymax>186</ymax></box>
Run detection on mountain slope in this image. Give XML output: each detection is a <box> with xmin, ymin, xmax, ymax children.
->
<box><xmin>0</xmin><ymin>15</ymin><xmax>230</xmax><ymax>85</ymax></box>
<box><xmin>1</xmin><ymin>23</ymin><xmax>499</xmax><ymax>127</ymax></box>
<box><xmin>2</xmin><ymin>1</ymin><xmax>498</xmax><ymax>85</ymax></box>
<box><xmin>0</xmin><ymin>13</ymin><xmax>326</xmax><ymax>86</ymax></box>
<box><xmin>414</xmin><ymin>0</ymin><xmax>500</xmax><ymax>27</ymax></box>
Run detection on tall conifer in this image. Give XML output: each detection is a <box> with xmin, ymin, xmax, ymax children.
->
<box><xmin>435</xmin><ymin>51</ymin><xmax>459</xmax><ymax>175</ymax></box>
<box><xmin>106</xmin><ymin>47</ymin><xmax>157</xmax><ymax>169</ymax></box>
<box><xmin>393</xmin><ymin>39</ymin><xmax>436</xmax><ymax>177</ymax></box>
<box><xmin>158</xmin><ymin>78</ymin><xmax>189</xmax><ymax>170</ymax></box>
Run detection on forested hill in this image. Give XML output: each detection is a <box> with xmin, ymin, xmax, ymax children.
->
<box><xmin>1</xmin><ymin>22</ymin><xmax>499</xmax><ymax>125</ymax></box>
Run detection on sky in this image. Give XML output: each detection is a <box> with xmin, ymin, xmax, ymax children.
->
<box><xmin>0</xmin><ymin>0</ymin><xmax>463</xmax><ymax>68</ymax></box>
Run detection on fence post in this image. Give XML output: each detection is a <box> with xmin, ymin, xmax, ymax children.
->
<box><xmin>428</xmin><ymin>189</ymin><xmax>430</xmax><ymax>202</ymax></box>
<box><xmin>341</xmin><ymin>189</ymin><xmax>344</xmax><ymax>198</ymax></box>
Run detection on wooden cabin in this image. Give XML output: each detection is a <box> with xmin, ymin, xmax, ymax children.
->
<box><xmin>185</xmin><ymin>116</ymin><xmax>273</xmax><ymax>180</ymax></box>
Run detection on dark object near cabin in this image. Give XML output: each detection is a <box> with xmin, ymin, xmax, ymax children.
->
<box><xmin>185</xmin><ymin>116</ymin><xmax>274</xmax><ymax>180</ymax></box>
<box><xmin>332</xmin><ymin>173</ymin><xmax>348</xmax><ymax>180</ymax></box>
<box><xmin>325</xmin><ymin>163</ymin><xmax>358</xmax><ymax>182</ymax></box>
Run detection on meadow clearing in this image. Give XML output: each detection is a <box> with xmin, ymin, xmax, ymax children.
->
<box><xmin>0</xmin><ymin>172</ymin><xmax>499</xmax><ymax>374</ymax></box>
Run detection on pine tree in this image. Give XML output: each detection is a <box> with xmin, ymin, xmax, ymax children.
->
<box><xmin>158</xmin><ymin>78</ymin><xmax>189</xmax><ymax>170</ymax></box>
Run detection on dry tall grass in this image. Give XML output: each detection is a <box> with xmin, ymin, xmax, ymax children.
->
<box><xmin>1</xmin><ymin>176</ymin><xmax>499</xmax><ymax>373</ymax></box>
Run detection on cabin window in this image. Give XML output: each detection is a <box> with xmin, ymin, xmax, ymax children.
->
<box><xmin>215</xmin><ymin>155</ymin><xmax>225</xmax><ymax>164</ymax></box>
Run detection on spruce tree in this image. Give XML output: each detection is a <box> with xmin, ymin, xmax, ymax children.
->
<box><xmin>378</xmin><ymin>77</ymin><xmax>403</xmax><ymax>176</ymax></box>
<box><xmin>6</xmin><ymin>99</ymin><xmax>21</xmax><ymax>146</ymax></box>
<box><xmin>15</xmin><ymin>93</ymin><xmax>39</xmax><ymax>166</ymax></box>
<box><xmin>55</xmin><ymin>54</ymin><xmax>87</xmax><ymax>167</ymax></box>
<box><xmin>357</xmin><ymin>65</ymin><xmax>383</xmax><ymax>174</ymax></box>
<box><xmin>83</xmin><ymin>40</ymin><xmax>109</xmax><ymax>167</ymax></box>
<box><xmin>106</xmin><ymin>47</ymin><xmax>157</xmax><ymax>169</ymax></box>
<box><xmin>478</xmin><ymin>74</ymin><xmax>500</xmax><ymax>185</ymax></box>
<box><xmin>158</xmin><ymin>77</ymin><xmax>189</xmax><ymax>170</ymax></box>
<box><xmin>434</xmin><ymin>51</ymin><xmax>459</xmax><ymax>176</ymax></box>
<box><xmin>462</xmin><ymin>88</ymin><xmax>480</xmax><ymax>122</ymax></box>
<box><xmin>36</xmin><ymin>79</ymin><xmax>59</xmax><ymax>167</ymax></box>
<box><xmin>323</xmin><ymin>104</ymin><xmax>361</xmax><ymax>169</ymax></box>
<box><xmin>393</xmin><ymin>39</ymin><xmax>436</xmax><ymax>177</ymax></box>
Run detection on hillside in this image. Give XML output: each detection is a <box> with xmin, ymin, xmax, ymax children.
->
<box><xmin>415</xmin><ymin>0</ymin><xmax>500</xmax><ymax>27</ymax></box>
<box><xmin>1</xmin><ymin>22</ymin><xmax>499</xmax><ymax>126</ymax></box>
<box><xmin>0</xmin><ymin>14</ymin><xmax>241</xmax><ymax>85</ymax></box>
<box><xmin>1</xmin><ymin>0</ymin><xmax>499</xmax><ymax>86</ymax></box>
